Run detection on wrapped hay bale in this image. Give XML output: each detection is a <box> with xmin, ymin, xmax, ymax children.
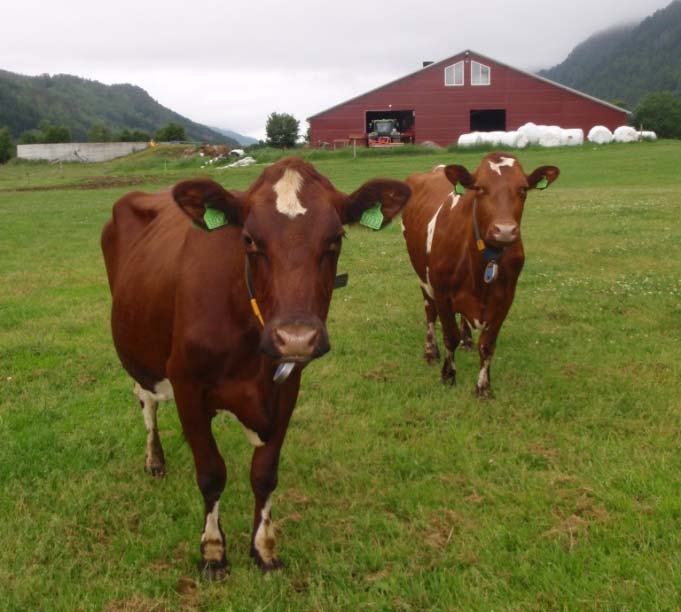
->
<box><xmin>587</xmin><ymin>126</ymin><xmax>613</xmax><ymax>144</ymax></box>
<box><xmin>613</xmin><ymin>126</ymin><xmax>639</xmax><ymax>143</ymax></box>
<box><xmin>563</xmin><ymin>129</ymin><xmax>584</xmax><ymax>146</ymax></box>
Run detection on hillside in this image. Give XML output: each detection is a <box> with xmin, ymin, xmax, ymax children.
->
<box><xmin>0</xmin><ymin>70</ymin><xmax>238</xmax><ymax>145</ymax></box>
<box><xmin>540</xmin><ymin>0</ymin><xmax>681</xmax><ymax>107</ymax></box>
<box><xmin>213</xmin><ymin>127</ymin><xmax>259</xmax><ymax>146</ymax></box>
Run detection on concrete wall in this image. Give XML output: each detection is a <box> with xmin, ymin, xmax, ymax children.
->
<box><xmin>17</xmin><ymin>142</ymin><xmax>149</xmax><ymax>162</ymax></box>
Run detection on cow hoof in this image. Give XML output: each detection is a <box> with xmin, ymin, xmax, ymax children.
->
<box><xmin>251</xmin><ymin>547</ymin><xmax>284</xmax><ymax>573</ymax></box>
<box><xmin>198</xmin><ymin>558</ymin><xmax>229</xmax><ymax>581</ymax></box>
<box><xmin>475</xmin><ymin>385</ymin><xmax>494</xmax><ymax>399</ymax></box>
<box><xmin>440</xmin><ymin>367</ymin><xmax>456</xmax><ymax>386</ymax></box>
<box><xmin>424</xmin><ymin>350</ymin><xmax>440</xmax><ymax>365</ymax></box>
<box><xmin>144</xmin><ymin>462</ymin><xmax>166</xmax><ymax>477</ymax></box>
<box><xmin>459</xmin><ymin>339</ymin><xmax>474</xmax><ymax>351</ymax></box>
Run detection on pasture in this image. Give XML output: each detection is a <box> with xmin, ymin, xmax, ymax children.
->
<box><xmin>1</xmin><ymin>142</ymin><xmax>680</xmax><ymax>610</ymax></box>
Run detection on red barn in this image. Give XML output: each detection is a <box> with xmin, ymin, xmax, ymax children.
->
<box><xmin>308</xmin><ymin>50</ymin><xmax>630</xmax><ymax>148</ymax></box>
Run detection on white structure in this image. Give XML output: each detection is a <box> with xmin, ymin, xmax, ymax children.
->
<box><xmin>17</xmin><ymin>142</ymin><xmax>149</xmax><ymax>162</ymax></box>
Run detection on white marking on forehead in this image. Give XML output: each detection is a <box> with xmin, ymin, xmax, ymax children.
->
<box><xmin>419</xmin><ymin>267</ymin><xmax>434</xmax><ymax>299</ymax></box>
<box><xmin>426</xmin><ymin>204</ymin><xmax>443</xmax><ymax>254</ymax></box>
<box><xmin>449</xmin><ymin>192</ymin><xmax>460</xmax><ymax>209</ymax></box>
<box><xmin>489</xmin><ymin>157</ymin><xmax>516</xmax><ymax>175</ymax></box>
<box><xmin>274</xmin><ymin>168</ymin><xmax>306</xmax><ymax>218</ymax></box>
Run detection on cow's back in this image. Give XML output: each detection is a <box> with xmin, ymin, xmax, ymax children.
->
<box><xmin>402</xmin><ymin>168</ymin><xmax>454</xmax><ymax>280</ymax></box>
<box><xmin>102</xmin><ymin>190</ymin><xmax>189</xmax><ymax>385</ymax></box>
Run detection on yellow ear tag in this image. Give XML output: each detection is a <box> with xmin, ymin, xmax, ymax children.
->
<box><xmin>477</xmin><ymin>239</ymin><xmax>486</xmax><ymax>252</ymax></box>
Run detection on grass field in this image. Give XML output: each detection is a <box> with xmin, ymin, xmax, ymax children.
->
<box><xmin>1</xmin><ymin>142</ymin><xmax>680</xmax><ymax>611</ymax></box>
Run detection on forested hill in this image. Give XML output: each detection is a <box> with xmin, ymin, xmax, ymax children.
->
<box><xmin>539</xmin><ymin>0</ymin><xmax>681</xmax><ymax>108</ymax></box>
<box><xmin>0</xmin><ymin>70</ymin><xmax>237</xmax><ymax>144</ymax></box>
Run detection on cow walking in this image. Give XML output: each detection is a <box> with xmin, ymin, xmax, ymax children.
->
<box><xmin>402</xmin><ymin>152</ymin><xmax>559</xmax><ymax>396</ymax></box>
<box><xmin>101</xmin><ymin>158</ymin><xmax>410</xmax><ymax>579</ymax></box>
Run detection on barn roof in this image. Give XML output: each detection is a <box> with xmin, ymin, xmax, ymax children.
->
<box><xmin>307</xmin><ymin>49</ymin><xmax>631</xmax><ymax>120</ymax></box>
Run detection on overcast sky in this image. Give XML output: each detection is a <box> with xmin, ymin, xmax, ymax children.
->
<box><xmin>1</xmin><ymin>0</ymin><xmax>673</xmax><ymax>139</ymax></box>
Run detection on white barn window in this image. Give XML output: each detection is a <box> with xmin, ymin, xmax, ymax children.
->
<box><xmin>471</xmin><ymin>61</ymin><xmax>491</xmax><ymax>86</ymax></box>
<box><xmin>444</xmin><ymin>61</ymin><xmax>464</xmax><ymax>87</ymax></box>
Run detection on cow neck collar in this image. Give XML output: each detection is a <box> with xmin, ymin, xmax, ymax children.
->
<box><xmin>472</xmin><ymin>197</ymin><xmax>506</xmax><ymax>263</ymax></box>
<box><xmin>244</xmin><ymin>256</ymin><xmax>265</xmax><ymax>327</ymax></box>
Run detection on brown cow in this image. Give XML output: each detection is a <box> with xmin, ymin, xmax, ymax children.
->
<box><xmin>402</xmin><ymin>152</ymin><xmax>559</xmax><ymax>396</ymax></box>
<box><xmin>101</xmin><ymin>157</ymin><xmax>410</xmax><ymax>579</ymax></box>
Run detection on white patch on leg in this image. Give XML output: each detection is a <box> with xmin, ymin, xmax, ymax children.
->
<box><xmin>227</xmin><ymin>412</ymin><xmax>265</xmax><ymax>447</ymax></box>
<box><xmin>400</xmin><ymin>219</ymin><xmax>405</xmax><ymax>233</ymax></box>
<box><xmin>274</xmin><ymin>169</ymin><xmax>306</xmax><ymax>218</ymax></box>
<box><xmin>426</xmin><ymin>204</ymin><xmax>443</xmax><ymax>254</ymax></box>
<box><xmin>477</xmin><ymin>358</ymin><xmax>491</xmax><ymax>389</ymax></box>
<box><xmin>419</xmin><ymin>267</ymin><xmax>434</xmax><ymax>299</ymax></box>
<box><xmin>134</xmin><ymin>383</ymin><xmax>162</xmax><ymax>467</ymax></box>
<box><xmin>254</xmin><ymin>498</ymin><xmax>276</xmax><ymax>564</ymax></box>
<box><xmin>489</xmin><ymin>157</ymin><xmax>516</xmax><ymax>175</ymax></box>
<box><xmin>201</xmin><ymin>501</ymin><xmax>224</xmax><ymax>562</ymax></box>
<box><xmin>473</xmin><ymin>318</ymin><xmax>487</xmax><ymax>331</ymax></box>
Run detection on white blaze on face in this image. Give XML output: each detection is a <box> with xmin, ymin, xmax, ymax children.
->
<box><xmin>426</xmin><ymin>204</ymin><xmax>443</xmax><ymax>254</ymax></box>
<box><xmin>477</xmin><ymin>358</ymin><xmax>491</xmax><ymax>389</ymax></box>
<box><xmin>489</xmin><ymin>157</ymin><xmax>516</xmax><ymax>175</ymax></box>
<box><xmin>274</xmin><ymin>168</ymin><xmax>306</xmax><ymax>218</ymax></box>
<box><xmin>254</xmin><ymin>498</ymin><xmax>276</xmax><ymax>563</ymax></box>
<box><xmin>201</xmin><ymin>501</ymin><xmax>224</xmax><ymax>561</ymax></box>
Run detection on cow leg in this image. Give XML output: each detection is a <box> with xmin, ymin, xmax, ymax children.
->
<box><xmin>422</xmin><ymin>289</ymin><xmax>440</xmax><ymax>364</ymax></box>
<box><xmin>249</xmin><ymin>374</ymin><xmax>299</xmax><ymax>571</ymax></box>
<box><xmin>133</xmin><ymin>383</ymin><xmax>166</xmax><ymax>476</ymax></box>
<box><xmin>434</xmin><ymin>294</ymin><xmax>460</xmax><ymax>385</ymax></box>
<box><xmin>476</xmin><ymin>328</ymin><xmax>498</xmax><ymax>398</ymax></box>
<box><xmin>459</xmin><ymin>317</ymin><xmax>474</xmax><ymax>351</ymax></box>
<box><xmin>173</xmin><ymin>383</ymin><xmax>228</xmax><ymax>580</ymax></box>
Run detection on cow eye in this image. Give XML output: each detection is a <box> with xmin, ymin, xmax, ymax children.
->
<box><xmin>243</xmin><ymin>233</ymin><xmax>259</xmax><ymax>252</ymax></box>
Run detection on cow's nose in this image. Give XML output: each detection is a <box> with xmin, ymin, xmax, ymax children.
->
<box><xmin>265</xmin><ymin>321</ymin><xmax>330</xmax><ymax>361</ymax></box>
<box><xmin>491</xmin><ymin>223</ymin><xmax>519</xmax><ymax>243</ymax></box>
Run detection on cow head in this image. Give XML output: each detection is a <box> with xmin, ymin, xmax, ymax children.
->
<box><xmin>172</xmin><ymin>157</ymin><xmax>410</xmax><ymax>369</ymax></box>
<box><xmin>444</xmin><ymin>152</ymin><xmax>559</xmax><ymax>246</ymax></box>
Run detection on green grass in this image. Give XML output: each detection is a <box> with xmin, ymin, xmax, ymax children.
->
<box><xmin>1</xmin><ymin>141</ymin><xmax>680</xmax><ymax>610</ymax></box>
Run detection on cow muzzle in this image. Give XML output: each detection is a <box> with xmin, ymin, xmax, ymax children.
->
<box><xmin>488</xmin><ymin>222</ymin><xmax>519</xmax><ymax>244</ymax></box>
<box><xmin>261</xmin><ymin>319</ymin><xmax>330</xmax><ymax>365</ymax></box>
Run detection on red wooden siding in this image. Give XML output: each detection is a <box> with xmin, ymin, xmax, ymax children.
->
<box><xmin>308</xmin><ymin>51</ymin><xmax>630</xmax><ymax>147</ymax></box>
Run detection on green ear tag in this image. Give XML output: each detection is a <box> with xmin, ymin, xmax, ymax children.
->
<box><xmin>455</xmin><ymin>182</ymin><xmax>466</xmax><ymax>195</ymax></box>
<box><xmin>203</xmin><ymin>207</ymin><xmax>227</xmax><ymax>230</ymax></box>
<box><xmin>536</xmin><ymin>177</ymin><xmax>549</xmax><ymax>190</ymax></box>
<box><xmin>359</xmin><ymin>203</ymin><xmax>384</xmax><ymax>230</ymax></box>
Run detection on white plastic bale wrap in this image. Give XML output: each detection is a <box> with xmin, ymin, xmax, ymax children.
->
<box><xmin>563</xmin><ymin>129</ymin><xmax>584</xmax><ymax>146</ymax></box>
<box><xmin>587</xmin><ymin>126</ymin><xmax>613</xmax><ymax>144</ymax></box>
<box><xmin>518</xmin><ymin>122</ymin><xmax>541</xmax><ymax>145</ymax></box>
<box><xmin>641</xmin><ymin>131</ymin><xmax>657</xmax><ymax>140</ymax></box>
<box><xmin>457</xmin><ymin>132</ymin><xmax>481</xmax><ymax>147</ymax></box>
<box><xmin>613</xmin><ymin>126</ymin><xmax>639</xmax><ymax>143</ymax></box>
<box><xmin>538</xmin><ymin>126</ymin><xmax>564</xmax><ymax>148</ymax></box>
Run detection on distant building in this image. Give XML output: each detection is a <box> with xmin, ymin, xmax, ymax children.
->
<box><xmin>308</xmin><ymin>50</ymin><xmax>630</xmax><ymax>148</ymax></box>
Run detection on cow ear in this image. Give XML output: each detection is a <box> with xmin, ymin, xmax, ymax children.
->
<box><xmin>338</xmin><ymin>178</ymin><xmax>411</xmax><ymax>228</ymax></box>
<box><xmin>527</xmin><ymin>166</ymin><xmax>560</xmax><ymax>190</ymax></box>
<box><xmin>444</xmin><ymin>165</ymin><xmax>475</xmax><ymax>192</ymax></box>
<box><xmin>172</xmin><ymin>178</ymin><xmax>246</xmax><ymax>229</ymax></box>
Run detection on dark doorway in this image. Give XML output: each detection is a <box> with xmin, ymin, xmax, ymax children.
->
<box><xmin>365</xmin><ymin>110</ymin><xmax>415</xmax><ymax>143</ymax></box>
<box><xmin>470</xmin><ymin>109</ymin><xmax>506</xmax><ymax>132</ymax></box>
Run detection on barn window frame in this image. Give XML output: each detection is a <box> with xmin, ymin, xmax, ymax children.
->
<box><xmin>471</xmin><ymin>61</ymin><xmax>491</xmax><ymax>86</ymax></box>
<box><xmin>444</xmin><ymin>61</ymin><xmax>464</xmax><ymax>87</ymax></box>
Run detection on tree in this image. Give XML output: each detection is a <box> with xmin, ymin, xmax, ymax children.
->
<box><xmin>155</xmin><ymin>122</ymin><xmax>186</xmax><ymax>142</ymax></box>
<box><xmin>38</xmin><ymin>120</ymin><xmax>71</xmax><ymax>143</ymax></box>
<box><xmin>265</xmin><ymin>112</ymin><xmax>299</xmax><ymax>148</ymax></box>
<box><xmin>0</xmin><ymin>127</ymin><xmax>14</xmax><ymax>163</ymax></box>
<box><xmin>631</xmin><ymin>92</ymin><xmax>681</xmax><ymax>139</ymax></box>
<box><xmin>88</xmin><ymin>124</ymin><xmax>113</xmax><ymax>142</ymax></box>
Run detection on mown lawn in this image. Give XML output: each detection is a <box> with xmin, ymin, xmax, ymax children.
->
<box><xmin>1</xmin><ymin>142</ymin><xmax>680</xmax><ymax>611</ymax></box>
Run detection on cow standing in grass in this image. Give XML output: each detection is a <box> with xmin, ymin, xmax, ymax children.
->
<box><xmin>101</xmin><ymin>157</ymin><xmax>410</xmax><ymax>579</ymax></box>
<box><xmin>402</xmin><ymin>152</ymin><xmax>559</xmax><ymax>396</ymax></box>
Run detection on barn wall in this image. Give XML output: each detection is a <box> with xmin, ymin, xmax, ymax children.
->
<box><xmin>309</xmin><ymin>53</ymin><xmax>629</xmax><ymax>147</ymax></box>
<box><xmin>17</xmin><ymin>142</ymin><xmax>149</xmax><ymax>162</ymax></box>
